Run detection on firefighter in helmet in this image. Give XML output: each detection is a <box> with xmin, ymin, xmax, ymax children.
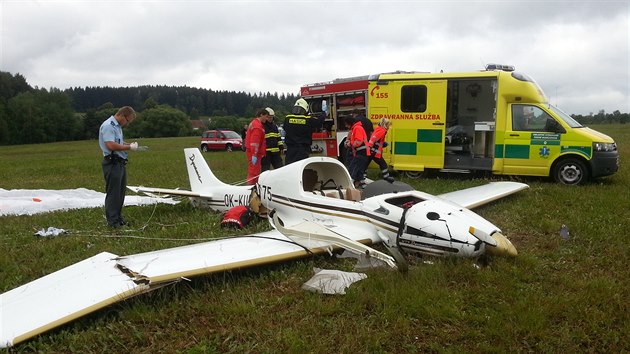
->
<box><xmin>283</xmin><ymin>98</ymin><xmax>323</xmax><ymax>164</ymax></box>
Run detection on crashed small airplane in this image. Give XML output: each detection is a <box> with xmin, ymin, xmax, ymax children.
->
<box><xmin>1</xmin><ymin>148</ymin><xmax>528</xmax><ymax>348</ymax></box>
<box><xmin>131</xmin><ymin>148</ymin><xmax>526</xmax><ymax>259</ymax></box>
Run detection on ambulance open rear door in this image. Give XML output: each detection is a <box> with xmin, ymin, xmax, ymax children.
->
<box><xmin>370</xmin><ymin>79</ymin><xmax>448</xmax><ymax>174</ymax></box>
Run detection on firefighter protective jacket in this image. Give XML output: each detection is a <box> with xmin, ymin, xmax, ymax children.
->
<box><xmin>264</xmin><ymin>121</ymin><xmax>284</xmax><ymax>153</ymax></box>
<box><xmin>283</xmin><ymin>114</ymin><xmax>322</xmax><ymax>146</ymax></box>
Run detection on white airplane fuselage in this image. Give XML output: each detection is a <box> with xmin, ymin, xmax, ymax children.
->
<box><xmin>131</xmin><ymin>148</ymin><xmax>522</xmax><ymax>258</ymax></box>
<box><xmin>256</xmin><ymin>157</ymin><xmax>506</xmax><ymax>258</ymax></box>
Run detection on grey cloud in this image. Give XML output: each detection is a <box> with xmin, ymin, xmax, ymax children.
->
<box><xmin>2</xmin><ymin>0</ymin><xmax>628</xmax><ymax>114</ymax></box>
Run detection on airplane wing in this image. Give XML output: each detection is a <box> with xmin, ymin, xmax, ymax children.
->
<box><xmin>437</xmin><ymin>181</ymin><xmax>529</xmax><ymax>209</ymax></box>
<box><xmin>114</xmin><ymin>230</ymin><xmax>324</xmax><ymax>283</ymax></box>
<box><xmin>0</xmin><ymin>229</ymin><xmax>350</xmax><ymax>348</ymax></box>
<box><xmin>0</xmin><ymin>252</ymin><xmax>152</xmax><ymax>348</ymax></box>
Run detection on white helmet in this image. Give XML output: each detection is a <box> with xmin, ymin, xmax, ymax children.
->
<box><xmin>264</xmin><ymin>107</ymin><xmax>275</xmax><ymax>116</ymax></box>
<box><xmin>294</xmin><ymin>98</ymin><xmax>308</xmax><ymax>112</ymax></box>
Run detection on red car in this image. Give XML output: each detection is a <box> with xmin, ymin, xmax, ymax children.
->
<box><xmin>200</xmin><ymin>130</ymin><xmax>243</xmax><ymax>152</ymax></box>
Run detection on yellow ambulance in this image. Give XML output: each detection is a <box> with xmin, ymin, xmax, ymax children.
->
<box><xmin>362</xmin><ymin>64</ymin><xmax>619</xmax><ymax>184</ymax></box>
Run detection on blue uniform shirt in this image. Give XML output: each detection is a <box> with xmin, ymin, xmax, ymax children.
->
<box><xmin>99</xmin><ymin>116</ymin><xmax>128</xmax><ymax>159</ymax></box>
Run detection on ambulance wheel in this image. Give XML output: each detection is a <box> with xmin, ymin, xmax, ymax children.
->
<box><xmin>404</xmin><ymin>171</ymin><xmax>423</xmax><ymax>179</ymax></box>
<box><xmin>553</xmin><ymin>157</ymin><xmax>589</xmax><ymax>185</ymax></box>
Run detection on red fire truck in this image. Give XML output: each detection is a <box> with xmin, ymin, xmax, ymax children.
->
<box><xmin>299</xmin><ymin>75</ymin><xmax>370</xmax><ymax>158</ymax></box>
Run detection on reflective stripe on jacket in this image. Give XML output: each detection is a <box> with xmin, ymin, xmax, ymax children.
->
<box><xmin>349</xmin><ymin>122</ymin><xmax>370</xmax><ymax>157</ymax></box>
<box><xmin>284</xmin><ymin>114</ymin><xmax>322</xmax><ymax>146</ymax></box>
<box><xmin>264</xmin><ymin>122</ymin><xmax>284</xmax><ymax>153</ymax></box>
<box><xmin>368</xmin><ymin>126</ymin><xmax>388</xmax><ymax>159</ymax></box>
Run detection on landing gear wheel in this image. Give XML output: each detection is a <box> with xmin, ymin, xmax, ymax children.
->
<box><xmin>553</xmin><ymin>158</ymin><xmax>588</xmax><ymax>185</ymax></box>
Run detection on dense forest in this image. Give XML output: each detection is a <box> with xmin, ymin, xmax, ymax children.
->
<box><xmin>0</xmin><ymin>71</ymin><xmax>627</xmax><ymax>146</ymax></box>
<box><xmin>65</xmin><ymin>85</ymin><xmax>298</xmax><ymax>119</ymax></box>
<box><xmin>0</xmin><ymin>71</ymin><xmax>298</xmax><ymax>145</ymax></box>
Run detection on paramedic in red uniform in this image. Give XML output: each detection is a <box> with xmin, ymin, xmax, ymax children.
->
<box><xmin>245</xmin><ymin>108</ymin><xmax>272</xmax><ymax>184</ymax></box>
<box><xmin>284</xmin><ymin>98</ymin><xmax>323</xmax><ymax>164</ymax></box>
<box><xmin>344</xmin><ymin>115</ymin><xmax>370</xmax><ymax>189</ymax></box>
<box><xmin>367</xmin><ymin>118</ymin><xmax>395</xmax><ymax>183</ymax></box>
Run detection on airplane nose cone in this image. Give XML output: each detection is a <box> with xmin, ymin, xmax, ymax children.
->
<box><xmin>486</xmin><ymin>232</ymin><xmax>518</xmax><ymax>257</ymax></box>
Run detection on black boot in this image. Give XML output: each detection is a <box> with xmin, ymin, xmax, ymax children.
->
<box><xmin>382</xmin><ymin>171</ymin><xmax>394</xmax><ymax>183</ymax></box>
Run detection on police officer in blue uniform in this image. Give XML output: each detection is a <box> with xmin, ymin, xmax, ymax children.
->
<box><xmin>98</xmin><ymin>106</ymin><xmax>145</xmax><ymax>228</ymax></box>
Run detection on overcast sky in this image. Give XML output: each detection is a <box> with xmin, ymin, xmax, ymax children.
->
<box><xmin>2</xmin><ymin>0</ymin><xmax>628</xmax><ymax>115</ymax></box>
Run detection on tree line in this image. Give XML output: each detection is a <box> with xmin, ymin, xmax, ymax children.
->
<box><xmin>65</xmin><ymin>85</ymin><xmax>298</xmax><ymax>119</ymax></box>
<box><xmin>0</xmin><ymin>71</ymin><xmax>628</xmax><ymax>146</ymax></box>
<box><xmin>0</xmin><ymin>71</ymin><xmax>298</xmax><ymax>145</ymax></box>
<box><xmin>570</xmin><ymin>109</ymin><xmax>629</xmax><ymax>125</ymax></box>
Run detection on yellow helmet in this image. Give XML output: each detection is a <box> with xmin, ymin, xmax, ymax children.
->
<box><xmin>294</xmin><ymin>98</ymin><xmax>308</xmax><ymax>112</ymax></box>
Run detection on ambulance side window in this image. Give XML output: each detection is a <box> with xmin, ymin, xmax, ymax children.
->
<box><xmin>512</xmin><ymin>105</ymin><xmax>529</xmax><ymax>131</ymax></box>
<box><xmin>512</xmin><ymin>105</ymin><xmax>559</xmax><ymax>132</ymax></box>
<box><xmin>528</xmin><ymin>107</ymin><xmax>553</xmax><ymax>131</ymax></box>
<box><xmin>401</xmin><ymin>85</ymin><xmax>427</xmax><ymax>112</ymax></box>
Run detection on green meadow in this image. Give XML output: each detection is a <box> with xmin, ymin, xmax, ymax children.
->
<box><xmin>1</xmin><ymin>125</ymin><xmax>628</xmax><ymax>353</ymax></box>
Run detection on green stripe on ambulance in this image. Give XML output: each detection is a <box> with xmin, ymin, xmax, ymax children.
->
<box><xmin>394</xmin><ymin>129</ymin><xmax>443</xmax><ymax>155</ymax></box>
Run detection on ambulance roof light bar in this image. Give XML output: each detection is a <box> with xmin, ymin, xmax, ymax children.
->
<box><xmin>485</xmin><ymin>64</ymin><xmax>515</xmax><ymax>72</ymax></box>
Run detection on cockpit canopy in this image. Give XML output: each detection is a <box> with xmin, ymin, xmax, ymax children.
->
<box><xmin>302</xmin><ymin>160</ymin><xmax>354</xmax><ymax>193</ymax></box>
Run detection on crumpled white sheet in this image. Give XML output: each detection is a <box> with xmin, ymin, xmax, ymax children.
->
<box><xmin>0</xmin><ymin>188</ymin><xmax>178</xmax><ymax>217</ymax></box>
<box><xmin>301</xmin><ymin>268</ymin><xmax>367</xmax><ymax>295</ymax></box>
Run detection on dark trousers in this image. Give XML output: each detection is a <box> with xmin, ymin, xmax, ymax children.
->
<box><xmin>348</xmin><ymin>152</ymin><xmax>369</xmax><ymax>183</ymax></box>
<box><xmin>371</xmin><ymin>156</ymin><xmax>388</xmax><ymax>173</ymax></box>
<box><xmin>102</xmin><ymin>159</ymin><xmax>127</xmax><ymax>226</ymax></box>
<box><xmin>344</xmin><ymin>148</ymin><xmax>353</xmax><ymax>169</ymax></box>
<box><xmin>370</xmin><ymin>155</ymin><xmax>393</xmax><ymax>180</ymax></box>
<box><xmin>261</xmin><ymin>151</ymin><xmax>284</xmax><ymax>172</ymax></box>
<box><xmin>285</xmin><ymin>144</ymin><xmax>310</xmax><ymax>165</ymax></box>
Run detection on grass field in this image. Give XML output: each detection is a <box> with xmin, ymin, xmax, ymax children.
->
<box><xmin>1</xmin><ymin>125</ymin><xmax>629</xmax><ymax>353</ymax></box>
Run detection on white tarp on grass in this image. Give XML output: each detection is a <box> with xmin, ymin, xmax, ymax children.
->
<box><xmin>0</xmin><ymin>188</ymin><xmax>178</xmax><ymax>216</ymax></box>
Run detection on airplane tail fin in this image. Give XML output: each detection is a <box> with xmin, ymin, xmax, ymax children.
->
<box><xmin>184</xmin><ymin>148</ymin><xmax>228</xmax><ymax>192</ymax></box>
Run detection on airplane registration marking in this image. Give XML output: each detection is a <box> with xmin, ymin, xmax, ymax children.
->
<box><xmin>223</xmin><ymin>194</ymin><xmax>250</xmax><ymax>207</ymax></box>
<box><xmin>260</xmin><ymin>185</ymin><xmax>272</xmax><ymax>201</ymax></box>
